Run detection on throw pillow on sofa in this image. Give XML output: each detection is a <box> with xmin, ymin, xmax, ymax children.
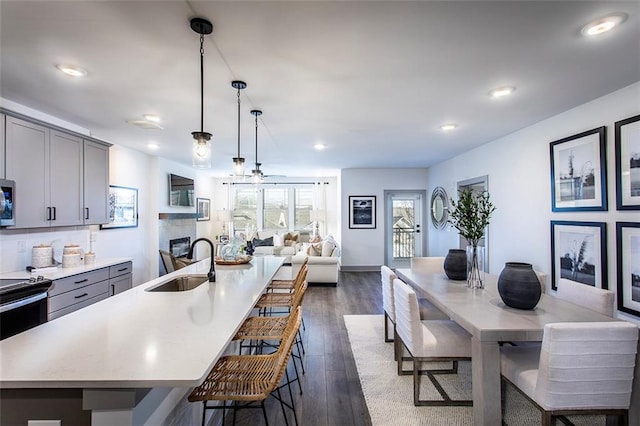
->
<box><xmin>308</xmin><ymin>242</ymin><xmax>322</xmax><ymax>256</ymax></box>
<box><xmin>252</xmin><ymin>236</ymin><xmax>274</xmax><ymax>247</ymax></box>
<box><xmin>272</xmin><ymin>233</ymin><xmax>284</xmax><ymax>247</ymax></box>
<box><xmin>321</xmin><ymin>240</ymin><xmax>336</xmax><ymax>257</ymax></box>
<box><xmin>283</xmin><ymin>232</ymin><xmax>299</xmax><ymax>247</ymax></box>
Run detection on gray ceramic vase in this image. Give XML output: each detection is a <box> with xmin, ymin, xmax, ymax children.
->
<box><xmin>497</xmin><ymin>262</ymin><xmax>541</xmax><ymax>310</ymax></box>
<box><xmin>443</xmin><ymin>249</ymin><xmax>467</xmax><ymax>280</ymax></box>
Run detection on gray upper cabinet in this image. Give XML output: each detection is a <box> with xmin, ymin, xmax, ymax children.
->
<box><xmin>4</xmin><ymin>114</ymin><xmax>111</xmax><ymax>229</ymax></box>
<box><xmin>6</xmin><ymin>116</ymin><xmax>51</xmax><ymax>228</ymax></box>
<box><xmin>50</xmin><ymin>130</ymin><xmax>84</xmax><ymax>226</ymax></box>
<box><xmin>83</xmin><ymin>140</ymin><xmax>109</xmax><ymax>225</ymax></box>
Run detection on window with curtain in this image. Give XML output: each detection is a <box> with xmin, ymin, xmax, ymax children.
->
<box><xmin>233</xmin><ymin>188</ymin><xmax>257</xmax><ymax>232</ymax></box>
<box><xmin>263</xmin><ymin>188</ymin><xmax>289</xmax><ymax>230</ymax></box>
<box><xmin>294</xmin><ymin>187</ymin><xmax>314</xmax><ymax>230</ymax></box>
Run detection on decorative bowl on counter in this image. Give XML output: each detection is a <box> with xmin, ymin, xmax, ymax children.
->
<box><xmin>214</xmin><ymin>256</ymin><xmax>252</xmax><ymax>265</ymax></box>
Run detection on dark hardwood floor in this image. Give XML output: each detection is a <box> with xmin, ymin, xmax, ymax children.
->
<box><xmin>224</xmin><ymin>271</ymin><xmax>381</xmax><ymax>426</ymax></box>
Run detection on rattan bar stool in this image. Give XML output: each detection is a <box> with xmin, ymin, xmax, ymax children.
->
<box><xmin>256</xmin><ymin>265</ymin><xmax>307</xmax><ymax>321</ymax></box>
<box><xmin>267</xmin><ymin>257</ymin><xmax>308</xmax><ymax>292</ymax></box>
<box><xmin>188</xmin><ymin>307</ymin><xmax>303</xmax><ymax>426</ymax></box>
<box><xmin>233</xmin><ymin>281</ymin><xmax>308</xmax><ymax>394</ymax></box>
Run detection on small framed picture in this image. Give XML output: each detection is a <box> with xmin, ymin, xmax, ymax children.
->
<box><xmin>349</xmin><ymin>195</ymin><xmax>376</xmax><ymax>229</ymax></box>
<box><xmin>196</xmin><ymin>197</ymin><xmax>210</xmax><ymax>221</ymax></box>
<box><xmin>549</xmin><ymin>127</ymin><xmax>607</xmax><ymax>212</ymax></box>
<box><xmin>616</xmin><ymin>222</ymin><xmax>640</xmax><ymax>317</ymax></box>
<box><xmin>615</xmin><ymin>114</ymin><xmax>640</xmax><ymax>210</ymax></box>
<box><xmin>100</xmin><ymin>185</ymin><xmax>138</xmax><ymax>229</ymax></box>
<box><xmin>219</xmin><ymin>235</ymin><xmax>229</xmax><ymax>244</ymax></box>
<box><xmin>550</xmin><ymin>220</ymin><xmax>607</xmax><ymax>291</ymax></box>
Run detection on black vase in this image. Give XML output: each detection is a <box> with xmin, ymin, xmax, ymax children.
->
<box><xmin>444</xmin><ymin>249</ymin><xmax>467</xmax><ymax>280</ymax></box>
<box><xmin>497</xmin><ymin>262</ymin><xmax>541</xmax><ymax>310</ymax></box>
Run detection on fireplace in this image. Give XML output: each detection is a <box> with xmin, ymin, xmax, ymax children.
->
<box><xmin>169</xmin><ymin>237</ymin><xmax>191</xmax><ymax>258</ymax></box>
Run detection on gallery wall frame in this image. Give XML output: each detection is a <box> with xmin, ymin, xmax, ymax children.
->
<box><xmin>549</xmin><ymin>126</ymin><xmax>607</xmax><ymax>212</ymax></box>
<box><xmin>616</xmin><ymin>222</ymin><xmax>640</xmax><ymax>318</ymax></box>
<box><xmin>196</xmin><ymin>197</ymin><xmax>210</xmax><ymax>221</ymax></box>
<box><xmin>100</xmin><ymin>185</ymin><xmax>138</xmax><ymax>229</ymax></box>
<box><xmin>615</xmin><ymin>114</ymin><xmax>640</xmax><ymax>210</ymax></box>
<box><xmin>349</xmin><ymin>195</ymin><xmax>376</xmax><ymax>229</ymax></box>
<box><xmin>550</xmin><ymin>220</ymin><xmax>607</xmax><ymax>291</ymax></box>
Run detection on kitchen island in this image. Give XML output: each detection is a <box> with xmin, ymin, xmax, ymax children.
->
<box><xmin>0</xmin><ymin>255</ymin><xmax>284</xmax><ymax>425</ymax></box>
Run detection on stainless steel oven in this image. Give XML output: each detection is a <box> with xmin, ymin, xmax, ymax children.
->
<box><xmin>0</xmin><ymin>276</ymin><xmax>52</xmax><ymax>340</ymax></box>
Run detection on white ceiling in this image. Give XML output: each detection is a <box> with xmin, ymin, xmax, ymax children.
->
<box><xmin>1</xmin><ymin>1</ymin><xmax>639</xmax><ymax>178</ymax></box>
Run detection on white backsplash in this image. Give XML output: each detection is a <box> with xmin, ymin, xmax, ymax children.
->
<box><xmin>0</xmin><ymin>228</ymin><xmax>90</xmax><ymax>274</ymax></box>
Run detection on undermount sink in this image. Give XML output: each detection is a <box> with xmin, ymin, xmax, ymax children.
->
<box><xmin>146</xmin><ymin>274</ymin><xmax>209</xmax><ymax>292</ymax></box>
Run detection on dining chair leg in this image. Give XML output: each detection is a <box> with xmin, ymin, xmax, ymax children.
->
<box><xmin>201</xmin><ymin>401</ymin><xmax>206</xmax><ymax>426</ymax></box>
<box><xmin>232</xmin><ymin>401</ymin><xmax>237</xmax><ymax>425</ymax></box>
<box><xmin>261</xmin><ymin>400</ymin><xmax>269</xmax><ymax>426</ymax></box>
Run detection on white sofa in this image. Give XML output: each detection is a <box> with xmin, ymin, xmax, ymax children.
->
<box><xmin>291</xmin><ymin>236</ymin><xmax>340</xmax><ymax>286</ymax></box>
<box><xmin>250</xmin><ymin>230</ymin><xmax>308</xmax><ymax>261</ymax></box>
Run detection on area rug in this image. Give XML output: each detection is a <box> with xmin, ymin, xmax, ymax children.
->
<box><xmin>343</xmin><ymin>315</ymin><xmax>604</xmax><ymax>426</ymax></box>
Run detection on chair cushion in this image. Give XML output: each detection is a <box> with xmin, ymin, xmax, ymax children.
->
<box><xmin>500</xmin><ymin>345</ymin><xmax>541</xmax><ymax>399</ymax></box>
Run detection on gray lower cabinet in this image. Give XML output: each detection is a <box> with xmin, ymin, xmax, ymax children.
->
<box><xmin>109</xmin><ymin>261</ymin><xmax>132</xmax><ymax>296</ymax></box>
<box><xmin>48</xmin><ymin>261</ymin><xmax>133</xmax><ymax>320</ymax></box>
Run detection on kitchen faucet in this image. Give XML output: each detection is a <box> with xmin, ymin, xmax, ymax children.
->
<box><xmin>187</xmin><ymin>237</ymin><xmax>216</xmax><ymax>282</ymax></box>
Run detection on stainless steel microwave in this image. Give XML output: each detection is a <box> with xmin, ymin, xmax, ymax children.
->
<box><xmin>0</xmin><ymin>179</ymin><xmax>15</xmax><ymax>227</ymax></box>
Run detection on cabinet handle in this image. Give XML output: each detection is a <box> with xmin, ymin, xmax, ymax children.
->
<box><xmin>85</xmin><ymin>207</ymin><xmax>90</xmax><ymax>220</ymax></box>
<box><xmin>46</xmin><ymin>207</ymin><xmax>51</xmax><ymax>221</ymax></box>
<box><xmin>74</xmin><ymin>293</ymin><xmax>88</xmax><ymax>299</ymax></box>
<box><xmin>51</xmin><ymin>207</ymin><xmax>56</xmax><ymax>221</ymax></box>
<box><xmin>111</xmin><ymin>284</ymin><xmax>115</xmax><ymax>296</ymax></box>
<box><xmin>117</xmin><ymin>268</ymin><xmax>127</xmax><ymax>272</ymax></box>
<box><xmin>74</xmin><ymin>278</ymin><xmax>88</xmax><ymax>284</ymax></box>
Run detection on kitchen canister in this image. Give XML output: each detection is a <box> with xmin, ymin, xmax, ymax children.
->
<box><xmin>62</xmin><ymin>244</ymin><xmax>83</xmax><ymax>268</ymax></box>
<box><xmin>84</xmin><ymin>252</ymin><xmax>96</xmax><ymax>265</ymax></box>
<box><xmin>31</xmin><ymin>245</ymin><xmax>53</xmax><ymax>268</ymax></box>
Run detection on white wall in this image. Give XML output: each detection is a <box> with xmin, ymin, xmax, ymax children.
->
<box><xmin>426</xmin><ymin>81</ymin><xmax>640</xmax><ymax>323</ymax></box>
<box><xmin>341</xmin><ymin>168</ymin><xmax>429</xmax><ymax>269</ymax></box>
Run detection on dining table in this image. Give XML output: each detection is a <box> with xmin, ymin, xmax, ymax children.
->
<box><xmin>395</xmin><ymin>267</ymin><xmax>640</xmax><ymax>426</ymax></box>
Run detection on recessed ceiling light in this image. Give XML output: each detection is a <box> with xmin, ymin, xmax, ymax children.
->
<box><xmin>581</xmin><ymin>13</ymin><xmax>627</xmax><ymax>37</ymax></box>
<box><xmin>143</xmin><ymin>114</ymin><xmax>161</xmax><ymax>123</ymax></box>
<box><xmin>56</xmin><ymin>64</ymin><xmax>87</xmax><ymax>77</ymax></box>
<box><xmin>314</xmin><ymin>143</ymin><xmax>326</xmax><ymax>150</ymax></box>
<box><xmin>146</xmin><ymin>142</ymin><xmax>159</xmax><ymax>150</ymax></box>
<box><xmin>489</xmin><ymin>86</ymin><xmax>515</xmax><ymax>99</ymax></box>
<box><xmin>440</xmin><ymin>123</ymin><xmax>458</xmax><ymax>132</ymax></box>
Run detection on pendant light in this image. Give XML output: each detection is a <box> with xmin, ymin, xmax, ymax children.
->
<box><xmin>190</xmin><ymin>17</ymin><xmax>213</xmax><ymax>169</ymax></box>
<box><xmin>250</xmin><ymin>109</ymin><xmax>264</xmax><ymax>185</ymax></box>
<box><xmin>231</xmin><ymin>80</ymin><xmax>247</xmax><ymax>179</ymax></box>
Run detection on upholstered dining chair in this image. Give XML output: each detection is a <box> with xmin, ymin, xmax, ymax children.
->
<box><xmin>381</xmin><ymin>265</ymin><xmax>450</xmax><ymax>343</ymax></box>
<box><xmin>501</xmin><ymin>321</ymin><xmax>639</xmax><ymax>426</ymax></box>
<box><xmin>556</xmin><ymin>278</ymin><xmax>615</xmax><ymax>317</ymax></box>
<box><xmin>393</xmin><ymin>278</ymin><xmax>473</xmax><ymax>406</ymax></box>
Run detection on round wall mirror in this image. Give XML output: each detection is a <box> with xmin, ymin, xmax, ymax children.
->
<box><xmin>430</xmin><ymin>187</ymin><xmax>448</xmax><ymax>230</ymax></box>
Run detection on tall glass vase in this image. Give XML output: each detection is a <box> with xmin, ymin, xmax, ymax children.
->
<box><xmin>466</xmin><ymin>244</ymin><xmax>485</xmax><ymax>289</ymax></box>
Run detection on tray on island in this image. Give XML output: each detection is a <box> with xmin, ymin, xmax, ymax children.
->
<box><xmin>215</xmin><ymin>256</ymin><xmax>252</xmax><ymax>265</ymax></box>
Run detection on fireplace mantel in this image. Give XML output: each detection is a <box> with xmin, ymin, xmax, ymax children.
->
<box><xmin>158</xmin><ymin>213</ymin><xmax>199</xmax><ymax>220</ymax></box>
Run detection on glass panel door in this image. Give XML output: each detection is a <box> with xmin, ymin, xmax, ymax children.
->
<box><xmin>386</xmin><ymin>192</ymin><xmax>423</xmax><ymax>269</ymax></box>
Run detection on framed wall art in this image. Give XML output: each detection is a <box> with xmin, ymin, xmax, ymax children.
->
<box><xmin>349</xmin><ymin>195</ymin><xmax>376</xmax><ymax>229</ymax></box>
<box><xmin>615</xmin><ymin>114</ymin><xmax>640</xmax><ymax>210</ymax></box>
<box><xmin>196</xmin><ymin>197</ymin><xmax>210</xmax><ymax>221</ymax></box>
<box><xmin>549</xmin><ymin>126</ymin><xmax>607</xmax><ymax>212</ymax></box>
<box><xmin>101</xmin><ymin>185</ymin><xmax>138</xmax><ymax>229</ymax></box>
<box><xmin>550</xmin><ymin>220</ymin><xmax>607</xmax><ymax>291</ymax></box>
<box><xmin>616</xmin><ymin>222</ymin><xmax>640</xmax><ymax>317</ymax></box>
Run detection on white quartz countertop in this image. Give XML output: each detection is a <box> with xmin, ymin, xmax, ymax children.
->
<box><xmin>0</xmin><ymin>256</ymin><xmax>284</xmax><ymax>389</ymax></box>
<box><xmin>0</xmin><ymin>257</ymin><xmax>133</xmax><ymax>281</ymax></box>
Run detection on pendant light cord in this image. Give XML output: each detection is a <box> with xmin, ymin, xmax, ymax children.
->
<box><xmin>237</xmin><ymin>88</ymin><xmax>241</xmax><ymax>157</ymax></box>
<box><xmin>199</xmin><ymin>33</ymin><xmax>204</xmax><ymax>133</ymax></box>
<box><xmin>255</xmin><ymin>113</ymin><xmax>259</xmax><ymax>169</ymax></box>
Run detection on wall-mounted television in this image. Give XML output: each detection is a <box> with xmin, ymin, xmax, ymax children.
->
<box><xmin>168</xmin><ymin>173</ymin><xmax>195</xmax><ymax>207</ymax></box>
